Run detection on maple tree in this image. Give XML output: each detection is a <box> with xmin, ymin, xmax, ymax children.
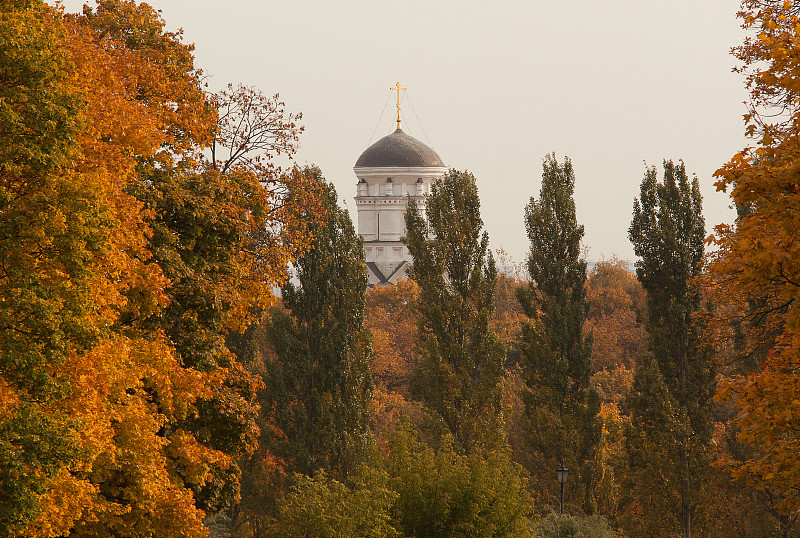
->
<box><xmin>1</xmin><ymin>1</ymin><xmax>213</xmax><ymax>534</ymax></box>
<box><xmin>86</xmin><ymin>0</ymin><xmax>322</xmax><ymax>520</ymax></box>
<box><xmin>0</xmin><ymin>1</ymin><xmax>320</xmax><ymax>535</ymax></box>
<box><xmin>517</xmin><ymin>154</ymin><xmax>600</xmax><ymax>515</ymax></box>
<box><xmin>403</xmin><ymin>169</ymin><xmax>506</xmax><ymax>452</ymax></box>
<box><xmin>125</xmin><ymin>162</ymin><xmax>320</xmax><ymax>514</ymax></box>
<box><xmin>699</xmin><ymin>422</ymin><xmax>794</xmax><ymax>537</ymax></box>
<box><xmin>0</xmin><ymin>9</ymin><xmax>85</xmax><ymax>533</ymax></box>
<box><xmin>211</xmin><ymin>83</ymin><xmax>303</xmax><ymax>176</ymax></box>
<box><xmin>702</xmin><ymin>0</ymin><xmax>800</xmax><ymax>522</ymax></box>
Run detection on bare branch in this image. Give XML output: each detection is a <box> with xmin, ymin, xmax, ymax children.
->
<box><xmin>210</xmin><ymin>83</ymin><xmax>303</xmax><ymax>177</ymax></box>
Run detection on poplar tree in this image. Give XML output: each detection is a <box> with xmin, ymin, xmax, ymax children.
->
<box><xmin>403</xmin><ymin>169</ymin><xmax>505</xmax><ymax>452</ymax></box>
<box><xmin>627</xmin><ymin>160</ymin><xmax>714</xmax><ymax>538</ymax></box>
<box><xmin>265</xmin><ymin>169</ymin><xmax>373</xmax><ymax>481</ymax></box>
<box><xmin>517</xmin><ymin>154</ymin><xmax>600</xmax><ymax>514</ymax></box>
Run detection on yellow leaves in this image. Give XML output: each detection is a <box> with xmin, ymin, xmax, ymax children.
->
<box><xmin>4</xmin><ymin>1</ymin><xmax>323</xmax><ymax>534</ymax></box>
<box><xmin>0</xmin><ymin>377</ymin><xmax>20</xmax><ymax>416</ymax></box>
<box><xmin>364</xmin><ymin>278</ymin><xmax>420</xmax><ymax>395</ymax></box>
<box><xmin>66</xmin><ymin>20</ymin><xmax>162</xmax><ymax>164</ymax></box>
<box><xmin>712</xmin><ymin>334</ymin><xmax>800</xmax><ymax>512</ymax></box>
<box><xmin>77</xmin><ymin>0</ymin><xmax>214</xmax><ymax>153</ymax></box>
<box><xmin>167</xmin><ymin>429</ymin><xmax>231</xmax><ymax>486</ymax></box>
<box><xmin>9</xmin><ymin>330</ymin><xmax>216</xmax><ymax>537</ymax></box>
<box><xmin>25</xmin><ymin>469</ymin><xmax>96</xmax><ymax>538</ymax></box>
<box><xmin>370</xmin><ymin>388</ymin><xmax>424</xmax><ymax>454</ymax></box>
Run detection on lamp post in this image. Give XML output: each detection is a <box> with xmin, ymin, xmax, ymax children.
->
<box><xmin>556</xmin><ymin>463</ymin><xmax>569</xmax><ymax>515</ymax></box>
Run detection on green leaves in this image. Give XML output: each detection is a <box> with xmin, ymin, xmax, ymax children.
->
<box><xmin>629</xmin><ymin>160</ymin><xmax>712</xmax><ymax>417</ymax></box>
<box><xmin>626</xmin><ymin>159</ymin><xmax>713</xmax><ymax>537</ymax></box>
<box><xmin>404</xmin><ymin>169</ymin><xmax>505</xmax><ymax>453</ymax></box>
<box><xmin>272</xmin><ymin>468</ymin><xmax>399</xmax><ymax>538</ymax></box>
<box><xmin>1</xmin><ymin>2</ymin><xmax>316</xmax><ymax>534</ymax></box>
<box><xmin>518</xmin><ymin>153</ymin><xmax>599</xmax><ymax>515</ymax></box>
<box><xmin>265</xmin><ymin>169</ymin><xmax>373</xmax><ymax>482</ymax></box>
<box><xmin>0</xmin><ymin>2</ymin><xmax>81</xmax><ymax>175</ymax></box>
<box><xmin>271</xmin><ymin>425</ymin><xmax>534</xmax><ymax>538</ymax></box>
<box><xmin>386</xmin><ymin>426</ymin><xmax>533</xmax><ymax>538</ymax></box>
<box><xmin>0</xmin><ymin>402</ymin><xmax>77</xmax><ymax>536</ymax></box>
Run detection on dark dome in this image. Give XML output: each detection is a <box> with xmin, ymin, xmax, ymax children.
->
<box><xmin>355</xmin><ymin>129</ymin><xmax>444</xmax><ymax>168</ymax></box>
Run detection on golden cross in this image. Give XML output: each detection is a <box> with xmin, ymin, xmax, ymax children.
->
<box><xmin>392</xmin><ymin>82</ymin><xmax>406</xmax><ymax>130</ymax></box>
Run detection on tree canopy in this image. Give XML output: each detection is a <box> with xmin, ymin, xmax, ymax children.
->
<box><xmin>706</xmin><ymin>0</ymin><xmax>800</xmax><ymax>518</ymax></box>
<box><xmin>404</xmin><ymin>169</ymin><xmax>506</xmax><ymax>453</ymax></box>
<box><xmin>0</xmin><ymin>1</ymin><xmax>321</xmax><ymax>535</ymax></box>
<box><xmin>627</xmin><ymin>160</ymin><xmax>713</xmax><ymax>537</ymax></box>
<box><xmin>517</xmin><ymin>154</ymin><xmax>600</xmax><ymax>515</ymax></box>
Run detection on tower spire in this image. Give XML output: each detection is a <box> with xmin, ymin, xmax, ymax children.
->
<box><xmin>392</xmin><ymin>81</ymin><xmax>406</xmax><ymax>130</ymax></box>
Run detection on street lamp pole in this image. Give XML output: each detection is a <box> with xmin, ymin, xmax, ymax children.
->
<box><xmin>556</xmin><ymin>463</ymin><xmax>569</xmax><ymax>515</ymax></box>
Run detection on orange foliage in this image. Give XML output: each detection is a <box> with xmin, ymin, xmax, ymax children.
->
<box><xmin>585</xmin><ymin>257</ymin><xmax>647</xmax><ymax>374</ymax></box>
<box><xmin>364</xmin><ymin>279</ymin><xmax>419</xmax><ymax>395</ymax></box>
<box><xmin>492</xmin><ymin>273</ymin><xmax>528</xmax><ymax>356</ymax></box>
<box><xmin>370</xmin><ymin>388</ymin><xmax>425</xmax><ymax>453</ymax></box>
<box><xmin>705</xmin><ymin>0</ymin><xmax>800</xmax><ymax>515</ymax></box>
<box><xmin>2</xmin><ymin>6</ymin><xmax>216</xmax><ymax>534</ymax></box>
<box><xmin>0</xmin><ymin>2</ymin><xmax>318</xmax><ymax>535</ymax></box>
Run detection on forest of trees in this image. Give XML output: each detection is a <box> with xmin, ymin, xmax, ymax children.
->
<box><xmin>3</xmin><ymin>0</ymin><xmax>800</xmax><ymax>536</ymax></box>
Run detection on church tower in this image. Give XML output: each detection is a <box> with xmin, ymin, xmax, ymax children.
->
<box><xmin>354</xmin><ymin>85</ymin><xmax>446</xmax><ymax>285</ymax></box>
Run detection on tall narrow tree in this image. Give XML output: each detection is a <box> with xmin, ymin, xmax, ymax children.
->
<box><xmin>265</xmin><ymin>168</ymin><xmax>373</xmax><ymax>481</ymax></box>
<box><xmin>517</xmin><ymin>154</ymin><xmax>600</xmax><ymax>514</ymax></box>
<box><xmin>627</xmin><ymin>160</ymin><xmax>714</xmax><ymax>538</ymax></box>
<box><xmin>403</xmin><ymin>169</ymin><xmax>505</xmax><ymax>452</ymax></box>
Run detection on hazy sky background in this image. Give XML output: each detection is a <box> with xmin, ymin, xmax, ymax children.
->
<box><xmin>59</xmin><ymin>0</ymin><xmax>750</xmax><ymax>265</ymax></box>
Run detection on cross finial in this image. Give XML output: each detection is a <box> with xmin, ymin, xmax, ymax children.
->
<box><xmin>392</xmin><ymin>82</ymin><xmax>406</xmax><ymax>130</ymax></box>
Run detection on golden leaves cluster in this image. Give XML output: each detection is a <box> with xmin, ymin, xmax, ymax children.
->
<box><xmin>1</xmin><ymin>1</ymin><xmax>320</xmax><ymax>535</ymax></box>
<box><xmin>706</xmin><ymin>0</ymin><xmax>800</xmax><ymax>514</ymax></box>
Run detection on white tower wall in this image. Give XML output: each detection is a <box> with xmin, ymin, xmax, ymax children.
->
<box><xmin>354</xmin><ymin>165</ymin><xmax>446</xmax><ymax>285</ymax></box>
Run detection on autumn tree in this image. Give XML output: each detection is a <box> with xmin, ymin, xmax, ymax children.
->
<box><xmin>585</xmin><ymin>258</ymin><xmax>647</xmax><ymax>406</ymax></box>
<box><xmin>0</xmin><ymin>1</ymin><xmax>320</xmax><ymax>535</ymax></box>
<box><xmin>404</xmin><ymin>169</ymin><xmax>506</xmax><ymax>452</ymax></box>
<box><xmin>702</xmin><ymin>0</ymin><xmax>800</xmax><ymax>524</ymax></box>
<box><xmin>211</xmin><ymin>83</ymin><xmax>303</xmax><ymax>175</ymax></box>
<box><xmin>264</xmin><ymin>170</ymin><xmax>373</xmax><ymax>482</ymax></box>
<box><xmin>586</xmin><ymin>258</ymin><xmax>646</xmax><ymax>373</ymax></box>
<box><xmin>362</xmin><ymin>279</ymin><xmax>428</xmax><ymax>455</ymax></box>
<box><xmin>516</xmin><ymin>154</ymin><xmax>600</xmax><ymax>515</ymax></box>
<box><xmin>583</xmin><ymin>259</ymin><xmax>646</xmax><ymax>523</ymax></box>
<box><xmin>0</xmin><ymin>1</ymin><xmax>214</xmax><ymax>535</ymax></box>
<box><xmin>492</xmin><ymin>251</ymin><xmax>528</xmax><ymax>366</ymax></box>
<box><xmin>627</xmin><ymin>160</ymin><xmax>714</xmax><ymax>538</ymax></box>
<box><xmin>267</xmin><ymin>425</ymin><xmax>534</xmax><ymax>538</ymax></box>
<box><xmin>0</xmin><ymin>4</ymin><xmax>88</xmax><ymax>532</ymax></box>
<box><xmin>364</xmin><ymin>278</ymin><xmax>420</xmax><ymax>396</ymax></box>
<box><xmin>270</xmin><ymin>467</ymin><xmax>398</xmax><ymax>538</ymax></box>
<box><xmin>82</xmin><ymin>0</ymin><xmax>322</xmax><ymax>517</ymax></box>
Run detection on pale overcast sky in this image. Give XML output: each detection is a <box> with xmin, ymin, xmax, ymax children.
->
<box><xmin>58</xmin><ymin>0</ymin><xmax>749</xmax><ymax>265</ymax></box>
